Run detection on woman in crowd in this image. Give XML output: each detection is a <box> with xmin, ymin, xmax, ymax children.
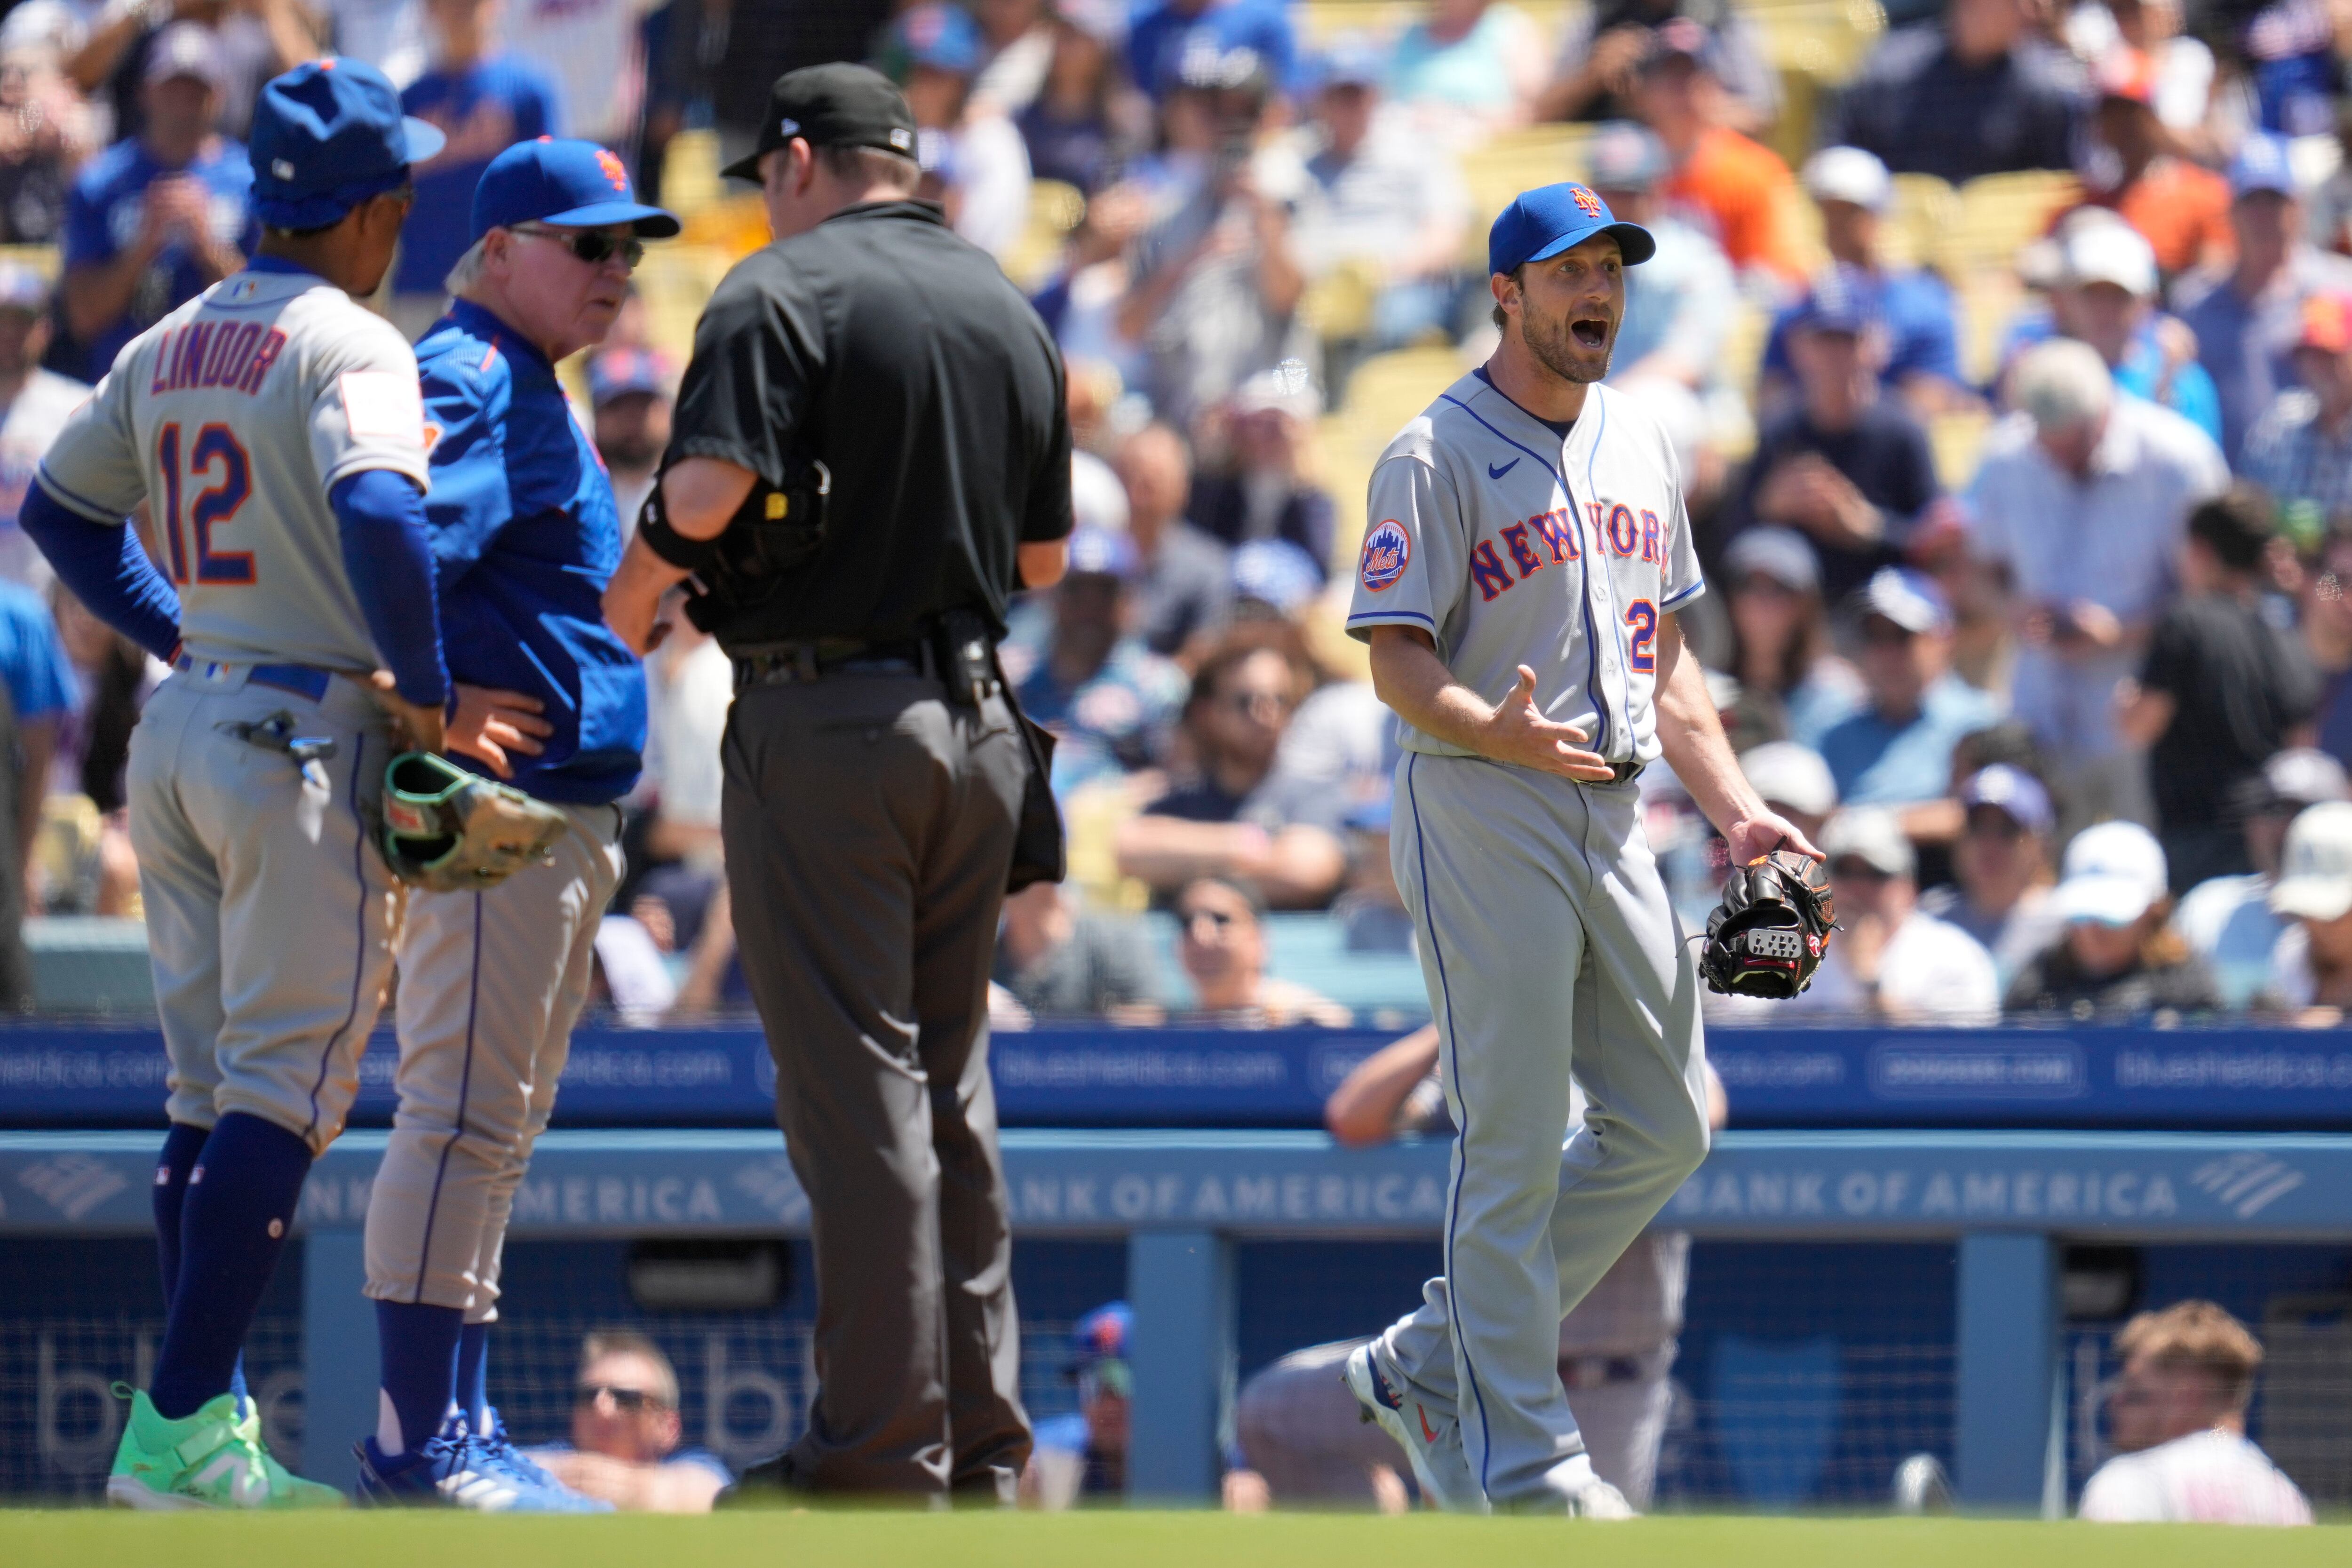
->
<box><xmin>2006</xmin><ymin>821</ymin><xmax>2222</xmax><ymax>1016</ymax></box>
<box><xmin>1720</xmin><ymin>526</ymin><xmax>1864</xmax><ymax>748</ymax></box>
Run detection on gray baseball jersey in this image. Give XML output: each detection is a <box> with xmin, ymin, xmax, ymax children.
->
<box><xmin>36</xmin><ymin>268</ymin><xmax>429</xmax><ymax>671</ymax></box>
<box><xmin>1346</xmin><ymin>368</ymin><xmax>1713</xmax><ymax>1512</ymax></box>
<box><xmin>1345</xmin><ymin>374</ymin><xmax>1703</xmax><ymax>769</ymax></box>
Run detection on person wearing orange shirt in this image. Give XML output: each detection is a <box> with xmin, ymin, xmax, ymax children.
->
<box><xmin>2070</xmin><ymin>47</ymin><xmax>2231</xmax><ymax>280</ymax></box>
<box><xmin>1634</xmin><ymin>17</ymin><xmax>1806</xmax><ymax>287</ymax></box>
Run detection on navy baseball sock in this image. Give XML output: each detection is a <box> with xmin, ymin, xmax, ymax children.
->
<box><xmin>147</xmin><ymin>1112</ymin><xmax>311</xmax><ymax>1420</ymax></box>
<box><xmin>374</xmin><ymin>1300</ymin><xmax>463</xmax><ymax>1455</ymax></box>
<box><xmin>151</xmin><ymin>1122</ymin><xmax>249</xmax><ymax>1412</ymax></box>
<box><xmin>455</xmin><ymin>1321</ymin><xmax>491</xmax><ymax>1434</ymax></box>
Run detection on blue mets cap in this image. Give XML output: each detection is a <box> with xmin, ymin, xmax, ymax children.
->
<box><xmin>472</xmin><ymin>138</ymin><xmax>681</xmax><ymax>242</ymax></box>
<box><xmin>1791</xmin><ymin>263</ymin><xmax>1881</xmax><ymax>334</ymax></box>
<box><xmin>890</xmin><ymin>2</ymin><xmax>983</xmax><ymax>76</ymax></box>
<box><xmin>250</xmin><ymin>57</ymin><xmax>444</xmax><ymax>230</ymax></box>
<box><xmin>1065</xmin><ymin>525</ymin><xmax>1139</xmax><ymax>581</ymax></box>
<box><xmin>1069</xmin><ymin>1303</ymin><xmax>1131</xmax><ymax>1369</ymax></box>
<box><xmin>2230</xmin><ymin>133</ymin><xmax>2296</xmax><ymax>200</ymax></box>
<box><xmin>1488</xmin><ymin>182</ymin><xmax>1656</xmax><ymax>277</ymax></box>
<box><xmin>587</xmin><ymin>346</ymin><xmax>674</xmax><ymax>406</ymax></box>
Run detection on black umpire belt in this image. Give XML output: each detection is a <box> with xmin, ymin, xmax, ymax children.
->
<box><xmin>732</xmin><ymin>637</ymin><xmax>936</xmax><ymax>691</ymax></box>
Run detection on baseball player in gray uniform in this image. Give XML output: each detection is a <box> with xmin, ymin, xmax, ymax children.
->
<box><xmin>1337</xmin><ymin>183</ymin><xmax>1818</xmax><ymax>1514</ymax></box>
<box><xmin>21</xmin><ymin>60</ymin><xmax>448</xmax><ymax>1507</ymax></box>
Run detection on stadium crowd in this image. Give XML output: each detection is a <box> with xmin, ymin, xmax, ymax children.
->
<box><xmin>0</xmin><ymin>0</ymin><xmax>2345</xmax><ymax>1027</ymax></box>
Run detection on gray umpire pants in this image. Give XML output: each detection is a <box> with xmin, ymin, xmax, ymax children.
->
<box><xmin>721</xmin><ymin>668</ymin><xmax>1033</xmax><ymax>1498</ymax></box>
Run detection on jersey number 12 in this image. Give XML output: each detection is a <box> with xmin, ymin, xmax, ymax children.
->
<box><xmin>155</xmin><ymin>422</ymin><xmax>255</xmax><ymax>586</ymax></box>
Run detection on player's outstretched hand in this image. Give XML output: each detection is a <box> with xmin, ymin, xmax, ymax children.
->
<box><xmin>368</xmin><ymin>670</ymin><xmax>446</xmax><ymax>757</ymax></box>
<box><xmin>1726</xmin><ymin>809</ymin><xmax>1824</xmax><ymax>867</ymax></box>
<box><xmin>446</xmin><ymin>684</ymin><xmax>554</xmax><ymax>780</ymax></box>
<box><xmin>1484</xmin><ymin>665</ymin><xmax>1614</xmax><ymax>782</ymax></box>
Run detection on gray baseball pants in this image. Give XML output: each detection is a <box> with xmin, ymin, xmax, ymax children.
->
<box><xmin>1380</xmin><ymin>751</ymin><xmax>1709</xmax><ymax>1510</ymax></box>
<box><xmin>722</xmin><ymin>670</ymin><xmax>1032</xmax><ymax>1499</ymax></box>
<box><xmin>131</xmin><ymin>665</ymin><xmax>398</xmax><ymax>1152</ymax></box>
<box><xmin>363</xmin><ymin>804</ymin><xmax>624</xmax><ymax>1315</ymax></box>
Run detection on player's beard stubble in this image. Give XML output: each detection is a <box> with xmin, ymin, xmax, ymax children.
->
<box><xmin>1520</xmin><ymin>298</ymin><xmax>1616</xmax><ymax>388</ymax></box>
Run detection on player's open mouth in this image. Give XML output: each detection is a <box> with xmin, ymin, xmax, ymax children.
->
<box><xmin>1571</xmin><ymin>318</ymin><xmax>1607</xmax><ymax>348</ymax></box>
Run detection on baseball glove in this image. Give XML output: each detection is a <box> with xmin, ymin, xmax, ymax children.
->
<box><xmin>378</xmin><ymin>751</ymin><xmax>568</xmax><ymax>892</ymax></box>
<box><xmin>1698</xmin><ymin>850</ymin><xmax>1836</xmax><ymax>1000</ymax></box>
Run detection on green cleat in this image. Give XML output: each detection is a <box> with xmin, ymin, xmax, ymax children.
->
<box><xmin>105</xmin><ymin>1386</ymin><xmax>344</xmax><ymax>1510</ymax></box>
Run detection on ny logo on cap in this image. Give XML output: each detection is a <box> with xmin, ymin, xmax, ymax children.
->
<box><xmin>595</xmin><ymin>148</ymin><xmax>628</xmax><ymax>193</ymax></box>
<box><xmin>1569</xmin><ymin>185</ymin><xmax>1604</xmax><ymax>218</ymax></box>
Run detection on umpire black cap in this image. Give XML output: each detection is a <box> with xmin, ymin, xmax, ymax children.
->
<box><xmin>720</xmin><ymin>63</ymin><xmax>919</xmax><ymax>181</ymax></box>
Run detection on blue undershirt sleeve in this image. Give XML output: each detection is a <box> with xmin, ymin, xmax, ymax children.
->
<box><xmin>330</xmin><ymin>467</ymin><xmax>450</xmax><ymax>708</ymax></box>
<box><xmin>20</xmin><ymin>481</ymin><xmax>181</xmax><ymax>662</ymax></box>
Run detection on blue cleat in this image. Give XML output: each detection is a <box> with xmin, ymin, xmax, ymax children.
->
<box><xmin>460</xmin><ymin>1407</ymin><xmax>596</xmax><ymax>1504</ymax></box>
<box><xmin>352</xmin><ymin>1429</ymin><xmax>609</xmax><ymax>1512</ymax></box>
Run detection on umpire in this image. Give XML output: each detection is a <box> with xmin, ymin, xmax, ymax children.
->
<box><xmin>603</xmin><ymin>62</ymin><xmax>1072</xmax><ymax>1500</ymax></box>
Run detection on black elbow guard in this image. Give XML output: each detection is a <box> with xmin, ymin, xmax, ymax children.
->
<box><xmin>636</xmin><ymin>483</ymin><xmax>721</xmax><ymax>571</ymax></box>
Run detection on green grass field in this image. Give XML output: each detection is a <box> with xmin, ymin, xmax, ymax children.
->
<box><xmin>0</xmin><ymin>1511</ymin><xmax>2344</xmax><ymax>1568</ymax></box>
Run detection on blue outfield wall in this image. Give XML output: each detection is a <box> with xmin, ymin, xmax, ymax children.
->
<box><xmin>2</xmin><ymin>1021</ymin><xmax>2352</xmax><ymax>1130</ymax></box>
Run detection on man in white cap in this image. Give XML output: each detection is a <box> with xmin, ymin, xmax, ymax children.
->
<box><xmin>1760</xmin><ymin>145</ymin><xmax>1965</xmax><ymax>419</ymax></box>
<box><xmin>1966</xmin><ymin>337</ymin><xmax>2225</xmax><ymax>826</ymax></box>
<box><xmin>2177</xmin><ymin>749</ymin><xmax>2351</xmax><ymax>1008</ymax></box>
<box><xmin>1738</xmin><ymin>739</ymin><xmax>1836</xmax><ymax>846</ymax></box>
<box><xmin>1713</xmin><ymin>804</ymin><xmax>1997</xmax><ymax>1022</ymax></box>
<box><xmin>2039</xmin><ymin>213</ymin><xmax>2222</xmax><ymax>444</ymax></box>
<box><xmin>2006</xmin><ymin>821</ymin><xmax>2220</xmax><ymax>1015</ymax></box>
<box><xmin>2262</xmin><ymin>799</ymin><xmax>2352</xmax><ymax>1020</ymax></box>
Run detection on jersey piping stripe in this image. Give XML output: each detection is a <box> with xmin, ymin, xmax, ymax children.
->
<box><xmin>1579</xmin><ymin>396</ymin><xmax>1632</xmax><ymax>762</ymax></box>
<box><xmin>409</xmin><ymin>891</ymin><xmax>485</xmax><ymax>1304</ymax></box>
<box><xmin>303</xmin><ymin>733</ymin><xmax>373</xmax><ymax>1146</ymax></box>
<box><xmin>1435</xmin><ymin>390</ymin><xmax>1613</xmax><ymax>758</ymax></box>
<box><xmin>32</xmin><ymin>467</ymin><xmax>122</xmax><ymax>525</ymax></box>
<box><xmin>1404</xmin><ymin>751</ymin><xmax>1495</xmax><ymax>1498</ymax></box>
<box><xmin>1345</xmin><ymin>609</ymin><xmax>1437</xmax><ymax>629</ymax></box>
<box><xmin>1661</xmin><ymin>578</ymin><xmax>1707</xmax><ymax>610</ymax></box>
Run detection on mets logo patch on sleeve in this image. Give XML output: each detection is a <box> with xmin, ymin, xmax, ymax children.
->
<box><xmin>1360</xmin><ymin>520</ymin><xmax>1411</xmax><ymax>592</ymax></box>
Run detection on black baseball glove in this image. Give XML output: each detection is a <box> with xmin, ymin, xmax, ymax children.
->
<box><xmin>1698</xmin><ymin>850</ymin><xmax>1836</xmax><ymax>1000</ymax></box>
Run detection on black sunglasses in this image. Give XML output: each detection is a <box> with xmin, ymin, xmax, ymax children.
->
<box><xmin>575</xmin><ymin>1383</ymin><xmax>662</xmax><ymax>1411</ymax></box>
<box><xmin>515</xmin><ymin>225</ymin><xmax>645</xmax><ymax>271</ymax></box>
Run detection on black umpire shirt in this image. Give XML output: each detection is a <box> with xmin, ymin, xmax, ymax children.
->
<box><xmin>669</xmin><ymin>199</ymin><xmax>1073</xmax><ymax>646</ymax></box>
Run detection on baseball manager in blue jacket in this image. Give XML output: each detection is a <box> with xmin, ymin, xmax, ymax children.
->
<box><xmin>354</xmin><ymin>138</ymin><xmax>678</xmax><ymax>1509</ymax></box>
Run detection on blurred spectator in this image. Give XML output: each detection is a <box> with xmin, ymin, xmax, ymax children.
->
<box><xmin>636</xmin><ymin>587</ymin><xmax>728</xmax><ymax>868</ymax></box>
<box><xmin>2178</xmin><ymin>749</ymin><xmax>2350</xmax><ymax>1008</ymax></box>
<box><xmin>2006</xmin><ymin>820</ymin><xmax>2220</xmax><ymax>1016</ymax></box>
<box><xmin>59</xmin><ymin>24</ymin><xmax>250</xmax><ymax>381</ymax></box>
<box><xmin>2171</xmin><ymin>133</ymin><xmax>2352</xmax><ymax>464</ymax></box>
<box><xmin>1730</xmin><ymin>273</ymin><xmax>1943</xmax><ymax>603</ymax></box>
<box><xmin>1820</xmin><ymin>0</ymin><xmax>2083</xmax><ymax>184</ymax></box>
<box><xmin>1816</xmin><ymin>567</ymin><xmax>2000</xmax><ymax>812</ymax></box>
<box><xmin>1015</xmin><ymin>0</ymin><xmax>1142</xmax><ymax>191</ymax></box>
<box><xmin>1916</xmin><ymin>762</ymin><xmax>2063</xmax><ymax>987</ymax></box>
<box><xmin>42</xmin><ymin>587</ymin><xmax>145</xmax><ymax>917</ymax></box>
<box><xmin>1759</xmin><ymin>147</ymin><xmax>1967</xmax><ymax>419</ymax></box>
<box><xmin>1718</xmin><ymin>528</ymin><xmax>1864</xmax><ymax>747</ymax></box>
<box><xmin>2241</xmin><ymin>292</ymin><xmax>2352</xmax><ymax>518</ymax></box>
<box><xmin>1188</xmin><ymin>361</ymin><xmax>1334</xmax><ymax>572</ymax></box>
<box><xmin>2240</xmin><ymin>0</ymin><xmax>2339</xmax><ymax>140</ymax></box>
<box><xmin>1966</xmin><ymin>339</ymin><xmax>2224</xmax><ymax>821</ymax></box>
<box><xmin>587</xmin><ymin>346</ymin><xmax>672</xmax><ymax>533</ymax></box>
<box><xmin>1382</xmin><ymin>0</ymin><xmax>1547</xmax><ymax>146</ymax></box>
<box><xmin>1538</xmin><ymin>0</ymin><xmax>1778</xmax><ymax>132</ymax></box>
<box><xmin>994</xmin><ymin>880</ymin><xmax>1164</xmax><ymax>1022</ymax></box>
<box><xmin>1281</xmin><ymin>40</ymin><xmax>1468</xmax><ymax>380</ymax></box>
<box><xmin>2118</xmin><ymin>487</ymin><xmax>2319</xmax><ymax>892</ymax></box>
<box><xmin>1586</xmin><ymin>118</ymin><xmax>1732</xmax><ymax>488</ymax></box>
<box><xmin>1171</xmin><ymin>873</ymin><xmax>1350</xmax><ymax>1023</ymax></box>
<box><xmin>1739</xmin><ymin>740</ymin><xmax>1837</xmax><ymax>847</ymax></box>
<box><xmin>1735</xmin><ymin>806</ymin><xmax>1998</xmax><ymax>1021</ymax></box>
<box><xmin>528</xmin><ymin>1331</ymin><xmax>730</xmax><ymax>1512</ymax></box>
<box><xmin>1126</xmin><ymin>0</ymin><xmax>1295</xmax><ymax>110</ymax></box>
<box><xmin>2027</xmin><ymin>214</ymin><xmax>2221</xmax><ymax>445</ymax></box>
<box><xmin>1118</xmin><ymin>630</ymin><xmax>1347</xmax><ymax>907</ymax></box>
<box><xmin>1636</xmin><ymin>19</ymin><xmax>1804</xmax><ymax>286</ymax></box>
<box><xmin>2064</xmin><ymin>0</ymin><xmax>2215</xmax><ymax>158</ymax></box>
<box><xmin>68</xmin><ymin>0</ymin><xmax>318</xmax><ymax>143</ymax></box>
<box><xmin>501</xmin><ymin>0</ymin><xmax>641</xmax><ymax>150</ymax></box>
<box><xmin>0</xmin><ymin>40</ymin><xmax>98</xmax><ymax>245</ymax></box>
<box><xmin>2078</xmin><ymin>1301</ymin><xmax>2313</xmax><ymax>1524</ymax></box>
<box><xmin>1023</xmin><ymin>1303</ymin><xmax>1131</xmax><ymax>1507</ymax></box>
<box><xmin>1016</xmin><ymin>525</ymin><xmax>1187</xmax><ymax>792</ymax></box>
<box><xmin>2069</xmin><ymin>48</ymin><xmax>2229</xmax><ymax>280</ymax></box>
<box><xmin>0</xmin><ymin>267</ymin><xmax>87</xmax><ymax>592</ymax></box>
<box><xmin>1118</xmin><ymin>47</ymin><xmax>1308</xmax><ymax>428</ymax></box>
<box><xmin>391</xmin><ymin>0</ymin><xmax>561</xmax><ymax>339</ymax></box>
<box><xmin>0</xmin><ymin>576</ymin><xmax>73</xmax><ymax>891</ymax></box>
<box><xmin>1115</xmin><ymin>421</ymin><xmax>1232</xmax><ymax>659</ymax></box>
<box><xmin>2263</xmin><ymin>799</ymin><xmax>2352</xmax><ymax>1021</ymax></box>
<box><xmin>893</xmin><ymin>3</ymin><xmax>1033</xmax><ymax>263</ymax></box>
<box><xmin>325</xmin><ymin>0</ymin><xmax>432</xmax><ymax>90</ymax></box>
<box><xmin>1228</xmin><ymin>536</ymin><xmax>1320</xmax><ymax>621</ymax></box>
<box><xmin>2303</xmin><ymin>525</ymin><xmax>2352</xmax><ymax>764</ymax></box>
<box><xmin>969</xmin><ymin>0</ymin><xmax>1055</xmax><ymax>118</ymax></box>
